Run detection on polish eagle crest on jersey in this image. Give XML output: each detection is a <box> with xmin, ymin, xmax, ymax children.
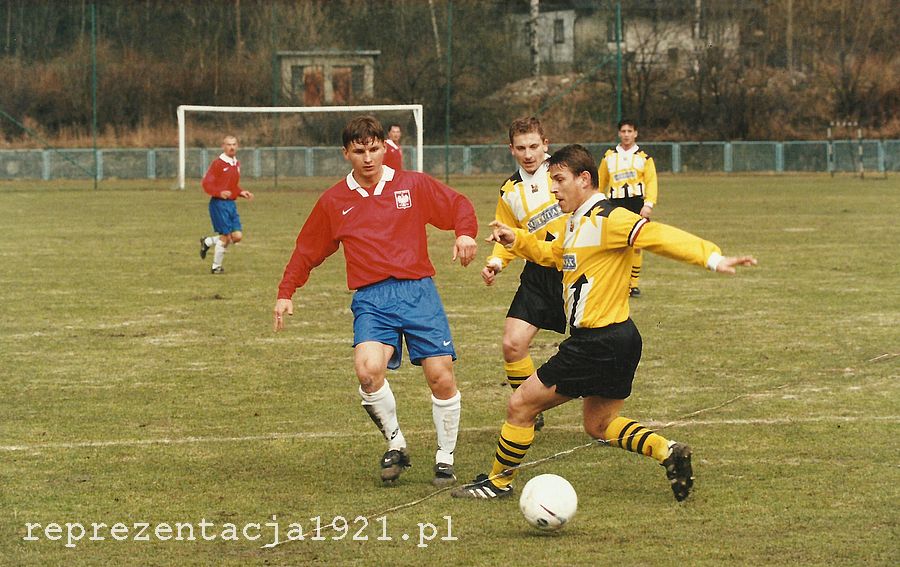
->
<box><xmin>394</xmin><ymin>189</ymin><xmax>412</xmax><ymax>209</ymax></box>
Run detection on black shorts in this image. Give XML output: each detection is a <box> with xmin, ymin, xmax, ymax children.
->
<box><xmin>506</xmin><ymin>261</ymin><xmax>566</xmax><ymax>334</ymax></box>
<box><xmin>536</xmin><ymin>319</ymin><xmax>642</xmax><ymax>399</ymax></box>
<box><xmin>610</xmin><ymin>196</ymin><xmax>644</xmax><ymax>215</ymax></box>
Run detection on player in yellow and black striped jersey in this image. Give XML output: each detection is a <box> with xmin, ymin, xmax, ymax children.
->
<box><xmin>452</xmin><ymin>144</ymin><xmax>756</xmax><ymax>502</ymax></box>
<box><xmin>598</xmin><ymin>118</ymin><xmax>658</xmax><ymax>297</ymax></box>
<box><xmin>481</xmin><ymin>117</ymin><xmax>568</xmax><ymax>431</ymax></box>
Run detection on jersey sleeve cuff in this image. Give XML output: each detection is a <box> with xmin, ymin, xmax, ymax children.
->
<box><xmin>706</xmin><ymin>252</ymin><xmax>724</xmax><ymax>272</ymax></box>
<box><xmin>507</xmin><ymin>229</ymin><xmax>521</xmax><ymax>250</ymax></box>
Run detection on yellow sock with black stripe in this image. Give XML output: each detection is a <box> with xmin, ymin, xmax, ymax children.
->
<box><xmin>504</xmin><ymin>356</ymin><xmax>534</xmax><ymax>391</ymax></box>
<box><xmin>604</xmin><ymin>416</ymin><xmax>670</xmax><ymax>462</ymax></box>
<box><xmin>489</xmin><ymin>421</ymin><xmax>534</xmax><ymax>488</ymax></box>
<box><xmin>631</xmin><ymin>248</ymin><xmax>643</xmax><ymax>289</ymax></box>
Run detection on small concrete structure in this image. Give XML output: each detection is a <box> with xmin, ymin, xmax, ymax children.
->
<box><xmin>277</xmin><ymin>50</ymin><xmax>380</xmax><ymax>105</ymax></box>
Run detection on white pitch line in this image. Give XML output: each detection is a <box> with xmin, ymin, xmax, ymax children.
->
<box><xmin>2</xmin><ymin>415</ymin><xmax>897</xmax><ymax>453</ymax></box>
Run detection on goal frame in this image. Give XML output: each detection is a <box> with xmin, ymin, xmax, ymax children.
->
<box><xmin>176</xmin><ymin>104</ymin><xmax>424</xmax><ymax>189</ymax></box>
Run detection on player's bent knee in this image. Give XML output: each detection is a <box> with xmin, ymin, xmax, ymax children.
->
<box><xmin>426</xmin><ymin>372</ymin><xmax>457</xmax><ymax>398</ymax></box>
<box><xmin>355</xmin><ymin>361</ymin><xmax>387</xmax><ymax>389</ymax></box>
<box><xmin>501</xmin><ymin>337</ymin><xmax>529</xmax><ymax>362</ymax></box>
<box><xmin>230</xmin><ymin>231</ymin><xmax>243</xmax><ymax>243</ymax></box>
<box><xmin>507</xmin><ymin>393</ymin><xmax>538</xmax><ymax>424</ymax></box>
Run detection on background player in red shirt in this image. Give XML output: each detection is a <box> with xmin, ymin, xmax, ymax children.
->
<box><xmin>273</xmin><ymin>116</ymin><xmax>477</xmax><ymax>487</ymax></box>
<box><xmin>383</xmin><ymin>123</ymin><xmax>403</xmax><ymax>171</ymax></box>
<box><xmin>198</xmin><ymin>135</ymin><xmax>254</xmax><ymax>274</ymax></box>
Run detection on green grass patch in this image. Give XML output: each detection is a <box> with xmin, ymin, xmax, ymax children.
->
<box><xmin>1</xmin><ymin>174</ymin><xmax>898</xmax><ymax>565</ymax></box>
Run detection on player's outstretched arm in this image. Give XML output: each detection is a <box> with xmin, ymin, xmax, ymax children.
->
<box><xmin>240</xmin><ymin>190</ymin><xmax>254</xmax><ymax>200</ymax></box>
<box><xmin>273</xmin><ymin>298</ymin><xmax>294</xmax><ymax>331</ymax></box>
<box><xmin>453</xmin><ymin>235</ymin><xmax>477</xmax><ymax>267</ymax></box>
<box><xmin>714</xmin><ymin>255</ymin><xmax>758</xmax><ymax>275</ymax></box>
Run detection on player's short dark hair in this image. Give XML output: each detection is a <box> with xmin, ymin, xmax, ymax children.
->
<box><xmin>342</xmin><ymin>115</ymin><xmax>385</xmax><ymax>148</ymax></box>
<box><xmin>547</xmin><ymin>144</ymin><xmax>599</xmax><ymax>188</ymax></box>
<box><xmin>508</xmin><ymin>116</ymin><xmax>545</xmax><ymax>144</ymax></box>
<box><xmin>617</xmin><ymin>118</ymin><xmax>638</xmax><ymax>130</ymax></box>
<box><xmin>388</xmin><ymin>123</ymin><xmax>401</xmax><ymax>130</ymax></box>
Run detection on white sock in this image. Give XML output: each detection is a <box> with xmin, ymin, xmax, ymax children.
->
<box><xmin>432</xmin><ymin>391</ymin><xmax>461</xmax><ymax>465</ymax></box>
<box><xmin>204</xmin><ymin>236</ymin><xmax>217</xmax><ymax>247</ymax></box>
<box><xmin>212</xmin><ymin>240</ymin><xmax>227</xmax><ymax>268</ymax></box>
<box><xmin>359</xmin><ymin>381</ymin><xmax>406</xmax><ymax>451</ymax></box>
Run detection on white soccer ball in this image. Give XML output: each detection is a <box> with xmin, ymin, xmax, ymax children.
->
<box><xmin>519</xmin><ymin>473</ymin><xmax>578</xmax><ymax>531</ymax></box>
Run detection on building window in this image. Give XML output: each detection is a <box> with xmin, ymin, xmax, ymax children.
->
<box><xmin>668</xmin><ymin>47</ymin><xmax>680</xmax><ymax>66</ymax></box>
<box><xmin>553</xmin><ymin>19</ymin><xmax>565</xmax><ymax>44</ymax></box>
<box><xmin>332</xmin><ymin>66</ymin><xmax>351</xmax><ymax>105</ymax></box>
<box><xmin>303</xmin><ymin>66</ymin><xmax>324</xmax><ymax>106</ymax></box>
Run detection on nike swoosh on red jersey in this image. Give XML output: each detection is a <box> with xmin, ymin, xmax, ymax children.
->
<box><xmin>342</xmin><ymin>207</ymin><xmax>355</xmax><ymax>215</ymax></box>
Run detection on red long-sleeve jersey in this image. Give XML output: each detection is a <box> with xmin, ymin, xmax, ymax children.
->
<box><xmin>202</xmin><ymin>154</ymin><xmax>242</xmax><ymax>200</ymax></box>
<box><xmin>277</xmin><ymin>167</ymin><xmax>478</xmax><ymax>297</ymax></box>
<box><xmin>384</xmin><ymin>140</ymin><xmax>403</xmax><ymax>171</ymax></box>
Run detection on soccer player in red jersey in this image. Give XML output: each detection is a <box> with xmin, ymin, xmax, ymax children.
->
<box><xmin>198</xmin><ymin>135</ymin><xmax>254</xmax><ymax>274</ymax></box>
<box><xmin>274</xmin><ymin>116</ymin><xmax>477</xmax><ymax>487</ymax></box>
<box><xmin>383</xmin><ymin>123</ymin><xmax>403</xmax><ymax>171</ymax></box>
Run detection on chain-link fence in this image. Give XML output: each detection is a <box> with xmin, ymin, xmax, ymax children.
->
<box><xmin>0</xmin><ymin>140</ymin><xmax>896</xmax><ymax>181</ymax></box>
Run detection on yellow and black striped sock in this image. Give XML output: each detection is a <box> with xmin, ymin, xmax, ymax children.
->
<box><xmin>604</xmin><ymin>416</ymin><xmax>670</xmax><ymax>462</ymax></box>
<box><xmin>489</xmin><ymin>421</ymin><xmax>534</xmax><ymax>488</ymax></box>
<box><xmin>631</xmin><ymin>249</ymin><xmax>642</xmax><ymax>289</ymax></box>
<box><xmin>504</xmin><ymin>355</ymin><xmax>534</xmax><ymax>391</ymax></box>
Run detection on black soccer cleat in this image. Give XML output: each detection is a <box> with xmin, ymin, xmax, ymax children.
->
<box><xmin>629</xmin><ymin>287</ymin><xmax>641</xmax><ymax>298</ymax></box>
<box><xmin>380</xmin><ymin>448</ymin><xmax>411</xmax><ymax>482</ymax></box>
<box><xmin>661</xmin><ymin>442</ymin><xmax>694</xmax><ymax>501</ymax></box>
<box><xmin>210</xmin><ymin>266</ymin><xmax>225</xmax><ymax>274</ymax></box>
<box><xmin>534</xmin><ymin>411</ymin><xmax>545</xmax><ymax>432</ymax></box>
<box><xmin>199</xmin><ymin>237</ymin><xmax>211</xmax><ymax>259</ymax></box>
<box><xmin>432</xmin><ymin>462</ymin><xmax>457</xmax><ymax>487</ymax></box>
<box><xmin>450</xmin><ymin>473</ymin><xmax>513</xmax><ymax>499</ymax></box>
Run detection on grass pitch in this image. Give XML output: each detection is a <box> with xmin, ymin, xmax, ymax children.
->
<box><xmin>1</xmin><ymin>173</ymin><xmax>898</xmax><ymax>565</ymax></box>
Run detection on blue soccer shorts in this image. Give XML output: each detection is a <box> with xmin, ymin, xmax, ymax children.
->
<box><xmin>351</xmin><ymin>277</ymin><xmax>456</xmax><ymax>370</ymax></box>
<box><xmin>209</xmin><ymin>198</ymin><xmax>242</xmax><ymax>235</ymax></box>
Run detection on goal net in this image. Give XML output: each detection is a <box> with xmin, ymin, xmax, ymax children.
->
<box><xmin>176</xmin><ymin>104</ymin><xmax>424</xmax><ymax>189</ymax></box>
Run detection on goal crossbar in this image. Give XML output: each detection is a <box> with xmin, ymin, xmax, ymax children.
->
<box><xmin>177</xmin><ymin>104</ymin><xmax>424</xmax><ymax>189</ymax></box>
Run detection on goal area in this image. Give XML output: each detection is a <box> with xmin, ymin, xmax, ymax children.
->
<box><xmin>176</xmin><ymin>104</ymin><xmax>424</xmax><ymax>189</ymax></box>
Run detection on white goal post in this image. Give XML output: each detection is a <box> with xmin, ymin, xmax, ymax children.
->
<box><xmin>176</xmin><ymin>104</ymin><xmax>424</xmax><ymax>189</ymax></box>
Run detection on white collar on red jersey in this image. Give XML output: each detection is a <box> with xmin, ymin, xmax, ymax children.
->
<box><xmin>385</xmin><ymin>139</ymin><xmax>400</xmax><ymax>150</ymax></box>
<box><xmin>219</xmin><ymin>153</ymin><xmax>238</xmax><ymax>166</ymax></box>
<box><xmin>346</xmin><ymin>165</ymin><xmax>396</xmax><ymax>197</ymax></box>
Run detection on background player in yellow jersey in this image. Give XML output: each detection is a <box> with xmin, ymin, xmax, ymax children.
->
<box><xmin>598</xmin><ymin>118</ymin><xmax>657</xmax><ymax>297</ymax></box>
<box><xmin>481</xmin><ymin>117</ymin><xmax>567</xmax><ymax>431</ymax></box>
<box><xmin>453</xmin><ymin>144</ymin><xmax>756</xmax><ymax>501</ymax></box>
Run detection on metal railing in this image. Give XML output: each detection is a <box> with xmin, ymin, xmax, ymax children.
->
<box><xmin>0</xmin><ymin>140</ymin><xmax>895</xmax><ymax>181</ymax></box>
